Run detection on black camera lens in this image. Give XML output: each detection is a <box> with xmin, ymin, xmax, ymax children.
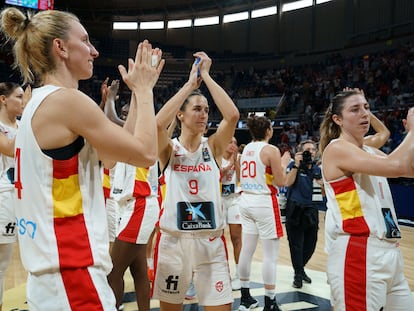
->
<box><xmin>302</xmin><ymin>150</ymin><xmax>312</xmax><ymax>164</ymax></box>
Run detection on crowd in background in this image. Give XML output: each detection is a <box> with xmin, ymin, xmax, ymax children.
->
<box><xmin>0</xmin><ymin>37</ymin><xmax>413</xmax><ymax>154</ymax></box>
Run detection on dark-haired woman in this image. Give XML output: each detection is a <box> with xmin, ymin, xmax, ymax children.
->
<box><xmin>319</xmin><ymin>89</ymin><xmax>414</xmax><ymax>310</ymax></box>
<box><xmin>0</xmin><ymin>82</ymin><xmax>26</xmax><ymax>311</ymax></box>
<box><xmin>237</xmin><ymin>115</ymin><xmax>291</xmax><ymax>311</ymax></box>
<box><xmin>154</xmin><ymin>52</ymin><xmax>239</xmax><ymax>311</ymax></box>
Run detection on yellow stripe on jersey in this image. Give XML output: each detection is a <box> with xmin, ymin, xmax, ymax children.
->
<box><xmin>335</xmin><ymin>190</ymin><xmax>364</xmax><ymax>220</ymax></box>
<box><xmin>135</xmin><ymin>167</ymin><xmax>149</xmax><ymax>181</ymax></box>
<box><xmin>52</xmin><ymin>156</ymin><xmax>83</xmax><ymax>218</ymax></box>
<box><xmin>53</xmin><ymin>174</ymin><xmax>83</xmax><ymax>218</ymax></box>
<box><xmin>330</xmin><ymin>176</ymin><xmax>369</xmax><ymax>235</ymax></box>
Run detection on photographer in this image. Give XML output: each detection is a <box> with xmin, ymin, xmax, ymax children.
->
<box><xmin>285</xmin><ymin>140</ymin><xmax>323</xmax><ymax>289</ymax></box>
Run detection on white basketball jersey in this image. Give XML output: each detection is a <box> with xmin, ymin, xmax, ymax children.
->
<box><xmin>14</xmin><ymin>85</ymin><xmax>112</xmax><ymax>274</ymax></box>
<box><xmin>111</xmin><ymin>162</ymin><xmax>159</xmax><ymax>203</ymax></box>
<box><xmin>240</xmin><ymin>141</ymin><xmax>277</xmax><ymax>195</ymax></box>
<box><xmin>0</xmin><ymin>121</ymin><xmax>17</xmax><ymax>192</ymax></box>
<box><xmin>159</xmin><ymin>137</ymin><xmax>223</xmax><ymax>236</ymax></box>
<box><xmin>221</xmin><ymin>157</ymin><xmax>241</xmax><ymax>197</ymax></box>
<box><xmin>324</xmin><ymin>144</ymin><xmax>400</xmax><ymax>252</ymax></box>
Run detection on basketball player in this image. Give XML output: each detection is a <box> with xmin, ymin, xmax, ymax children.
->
<box><xmin>0</xmin><ymin>82</ymin><xmax>25</xmax><ymax>311</ymax></box>
<box><xmin>153</xmin><ymin>52</ymin><xmax>239</xmax><ymax>311</ymax></box>
<box><xmin>237</xmin><ymin>115</ymin><xmax>291</xmax><ymax>311</ymax></box>
<box><xmin>0</xmin><ymin>7</ymin><xmax>163</xmax><ymax>310</ymax></box>
<box><xmin>319</xmin><ymin>89</ymin><xmax>414</xmax><ymax>310</ymax></box>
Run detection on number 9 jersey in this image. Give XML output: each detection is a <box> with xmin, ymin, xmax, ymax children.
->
<box><xmin>159</xmin><ymin>137</ymin><xmax>224</xmax><ymax>237</ymax></box>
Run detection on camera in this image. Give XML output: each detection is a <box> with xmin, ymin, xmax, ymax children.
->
<box><xmin>299</xmin><ymin>150</ymin><xmax>314</xmax><ymax>172</ymax></box>
<box><xmin>301</xmin><ymin>150</ymin><xmax>313</xmax><ymax>165</ymax></box>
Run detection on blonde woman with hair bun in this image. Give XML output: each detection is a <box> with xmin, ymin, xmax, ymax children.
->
<box><xmin>0</xmin><ymin>6</ymin><xmax>164</xmax><ymax>310</ymax></box>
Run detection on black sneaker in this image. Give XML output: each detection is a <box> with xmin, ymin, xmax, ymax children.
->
<box><xmin>239</xmin><ymin>294</ymin><xmax>259</xmax><ymax>310</ymax></box>
<box><xmin>292</xmin><ymin>275</ymin><xmax>303</xmax><ymax>289</ymax></box>
<box><xmin>302</xmin><ymin>271</ymin><xmax>312</xmax><ymax>284</ymax></box>
<box><xmin>263</xmin><ymin>296</ymin><xmax>281</xmax><ymax>311</ymax></box>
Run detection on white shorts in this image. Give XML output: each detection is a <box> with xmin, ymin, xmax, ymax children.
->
<box><xmin>105</xmin><ymin>198</ymin><xmax>119</xmax><ymax>243</ymax></box>
<box><xmin>222</xmin><ymin>193</ymin><xmax>242</xmax><ymax>225</ymax></box>
<box><xmin>153</xmin><ymin>232</ymin><xmax>233</xmax><ymax>306</ymax></box>
<box><xmin>27</xmin><ymin>266</ymin><xmax>116</xmax><ymax>311</ymax></box>
<box><xmin>239</xmin><ymin>193</ymin><xmax>284</xmax><ymax>239</ymax></box>
<box><xmin>0</xmin><ymin>190</ymin><xmax>17</xmax><ymax>243</ymax></box>
<box><xmin>117</xmin><ymin>196</ymin><xmax>159</xmax><ymax>244</ymax></box>
<box><xmin>327</xmin><ymin>235</ymin><xmax>414</xmax><ymax>311</ymax></box>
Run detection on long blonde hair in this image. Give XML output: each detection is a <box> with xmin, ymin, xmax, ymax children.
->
<box><xmin>0</xmin><ymin>7</ymin><xmax>78</xmax><ymax>84</ymax></box>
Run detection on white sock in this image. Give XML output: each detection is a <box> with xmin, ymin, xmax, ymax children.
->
<box><xmin>265</xmin><ymin>289</ymin><xmax>276</xmax><ymax>300</ymax></box>
<box><xmin>235</xmin><ymin>264</ymin><xmax>239</xmax><ymax>278</ymax></box>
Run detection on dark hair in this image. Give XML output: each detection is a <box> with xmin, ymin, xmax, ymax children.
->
<box><xmin>179</xmin><ymin>89</ymin><xmax>204</xmax><ymax>112</ymax></box>
<box><xmin>319</xmin><ymin>90</ymin><xmax>361</xmax><ymax>153</ymax></box>
<box><xmin>176</xmin><ymin>89</ymin><xmax>206</xmax><ymax>129</ymax></box>
<box><xmin>246</xmin><ymin>115</ymin><xmax>272</xmax><ymax>141</ymax></box>
<box><xmin>0</xmin><ymin>82</ymin><xmax>21</xmax><ymax>97</ymax></box>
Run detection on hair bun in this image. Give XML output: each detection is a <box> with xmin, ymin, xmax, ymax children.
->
<box><xmin>0</xmin><ymin>7</ymin><xmax>28</xmax><ymax>40</ymax></box>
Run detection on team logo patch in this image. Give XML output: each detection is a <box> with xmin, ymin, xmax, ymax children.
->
<box><xmin>202</xmin><ymin>147</ymin><xmax>211</xmax><ymax>162</ymax></box>
<box><xmin>221</xmin><ymin>183</ymin><xmax>235</xmax><ymax>196</ymax></box>
<box><xmin>215</xmin><ymin>280</ymin><xmax>224</xmax><ymax>292</ymax></box>
<box><xmin>381</xmin><ymin>208</ymin><xmax>401</xmax><ymax>238</ymax></box>
<box><xmin>177</xmin><ymin>201</ymin><xmax>216</xmax><ymax>230</ymax></box>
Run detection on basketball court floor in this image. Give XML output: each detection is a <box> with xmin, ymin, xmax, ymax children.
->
<box><xmin>4</xmin><ymin>212</ymin><xmax>414</xmax><ymax>311</ymax></box>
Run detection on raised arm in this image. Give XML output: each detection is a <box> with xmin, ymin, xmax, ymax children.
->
<box><xmin>196</xmin><ymin>52</ymin><xmax>239</xmax><ymax>159</ymax></box>
<box><xmin>103</xmin><ymin>79</ymin><xmax>124</xmax><ymax>126</ymax></box>
<box><xmin>99</xmin><ymin>77</ymin><xmax>109</xmax><ymax>110</ymax></box>
<box><xmin>156</xmin><ymin>63</ymin><xmax>200</xmax><ymax>170</ymax></box>
<box><xmin>323</xmin><ymin>108</ymin><xmax>414</xmax><ymax>180</ymax></box>
<box><xmin>61</xmin><ymin>40</ymin><xmax>165</xmax><ymax>168</ymax></box>
<box><xmin>363</xmin><ymin>111</ymin><xmax>390</xmax><ymax>148</ymax></box>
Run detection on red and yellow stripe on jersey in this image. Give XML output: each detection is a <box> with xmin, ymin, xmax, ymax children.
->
<box><xmin>102</xmin><ymin>167</ymin><xmax>111</xmax><ymax>203</ymax></box>
<box><xmin>52</xmin><ymin>155</ymin><xmax>93</xmax><ymax>269</ymax></box>
<box><xmin>330</xmin><ymin>176</ymin><xmax>370</xmax><ymax>236</ymax></box>
<box><xmin>265</xmin><ymin>166</ymin><xmax>278</xmax><ymax>195</ymax></box>
<box><xmin>158</xmin><ymin>173</ymin><xmax>166</xmax><ymax>209</ymax></box>
<box><xmin>266</xmin><ymin>165</ymin><xmax>283</xmax><ymax>237</ymax></box>
<box><xmin>133</xmin><ymin>167</ymin><xmax>151</xmax><ymax>198</ymax></box>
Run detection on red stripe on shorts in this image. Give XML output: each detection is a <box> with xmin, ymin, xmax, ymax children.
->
<box><xmin>344</xmin><ymin>235</ymin><xmax>368</xmax><ymax>311</ymax></box>
<box><xmin>61</xmin><ymin>268</ymin><xmax>104</xmax><ymax>311</ymax></box>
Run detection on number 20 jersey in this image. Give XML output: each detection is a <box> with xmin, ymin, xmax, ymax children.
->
<box><xmin>240</xmin><ymin>141</ymin><xmax>277</xmax><ymax>195</ymax></box>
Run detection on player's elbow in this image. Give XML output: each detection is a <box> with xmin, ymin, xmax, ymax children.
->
<box><xmin>229</xmin><ymin>110</ymin><xmax>240</xmax><ymax>125</ymax></box>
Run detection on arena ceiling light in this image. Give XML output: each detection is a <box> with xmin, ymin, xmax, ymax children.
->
<box><xmin>194</xmin><ymin>16</ymin><xmax>219</xmax><ymax>27</ymax></box>
<box><xmin>112</xmin><ymin>22</ymin><xmax>138</xmax><ymax>30</ymax></box>
<box><xmin>251</xmin><ymin>6</ymin><xmax>277</xmax><ymax>19</ymax></box>
<box><xmin>223</xmin><ymin>11</ymin><xmax>249</xmax><ymax>24</ymax></box>
<box><xmin>282</xmin><ymin>0</ymin><xmax>313</xmax><ymax>12</ymax></box>
<box><xmin>167</xmin><ymin>19</ymin><xmax>192</xmax><ymax>29</ymax></box>
<box><xmin>140</xmin><ymin>21</ymin><xmax>165</xmax><ymax>30</ymax></box>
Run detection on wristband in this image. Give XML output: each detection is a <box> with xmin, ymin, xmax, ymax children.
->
<box><xmin>292</xmin><ymin>165</ymin><xmax>298</xmax><ymax>169</ymax></box>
